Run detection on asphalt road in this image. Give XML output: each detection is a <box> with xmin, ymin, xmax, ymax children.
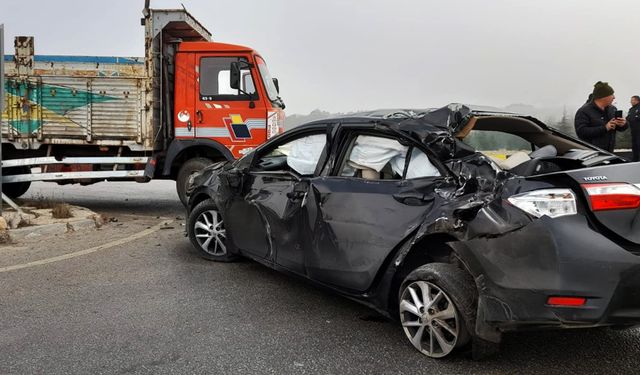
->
<box><xmin>1</xmin><ymin>181</ymin><xmax>639</xmax><ymax>374</ymax></box>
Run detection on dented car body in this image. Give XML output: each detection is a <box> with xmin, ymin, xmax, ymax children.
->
<box><xmin>186</xmin><ymin>104</ymin><xmax>640</xmax><ymax>358</ymax></box>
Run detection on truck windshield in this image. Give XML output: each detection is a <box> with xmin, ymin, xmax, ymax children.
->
<box><xmin>255</xmin><ymin>56</ymin><xmax>282</xmax><ymax>108</ymax></box>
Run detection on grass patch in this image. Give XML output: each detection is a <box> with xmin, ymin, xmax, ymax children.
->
<box><xmin>31</xmin><ymin>193</ymin><xmax>56</xmax><ymax>209</ymax></box>
<box><xmin>51</xmin><ymin>203</ymin><xmax>73</xmax><ymax>219</ymax></box>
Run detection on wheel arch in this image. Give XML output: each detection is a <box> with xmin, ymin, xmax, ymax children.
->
<box><xmin>162</xmin><ymin>139</ymin><xmax>234</xmax><ymax>179</ymax></box>
<box><xmin>384</xmin><ymin>233</ymin><xmax>474</xmax><ymax>316</ymax></box>
<box><xmin>188</xmin><ymin>189</ymin><xmax>215</xmax><ymax>213</ymax></box>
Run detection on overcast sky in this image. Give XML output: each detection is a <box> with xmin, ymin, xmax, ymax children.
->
<box><xmin>2</xmin><ymin>0</ymin><xmax>639</xmax><ymax>115</ymax></box>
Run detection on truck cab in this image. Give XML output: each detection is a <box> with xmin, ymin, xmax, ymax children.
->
<box><xmin>173</xmin><ymin>42</ymin><xmax>285</xmax><ymax>159</ymax></box>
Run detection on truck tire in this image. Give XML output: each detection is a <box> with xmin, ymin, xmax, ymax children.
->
<box><xmin>177</xmin><ymin>157</ymin><xmax>213</xmax><ymax>206</ymax></box>
<box><xmin>3</xmin><ymin>167</ymin><xmax>32</xmax><ymax>199</ymax></box>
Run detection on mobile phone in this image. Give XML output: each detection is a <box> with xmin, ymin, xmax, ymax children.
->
<box><xmin>615</xmin><ymin>110</ymin><xmax>623</xmax><ymax>118</ymax></box>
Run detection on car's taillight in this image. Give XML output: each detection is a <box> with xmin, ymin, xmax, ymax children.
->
<box><xmin>507</xmin><ymin>189</ymin><xmax>577</xmax><ymax>218</ymax></box>
<box><xmin>546</xmin><ymin>296</ymin><xmax>587</xmax><ymax>307</ymax></box>
<box><xmin>581</xmin><ymin>183</ymin><xmax>640</xmax><ymax>211</ymax></box>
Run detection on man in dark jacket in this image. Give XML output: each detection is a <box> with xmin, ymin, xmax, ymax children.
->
<box><xmin>574</xmin><ymin>81</ymin><xmax>628</xmax><ymax>152</ymax></box>
<box><xmin>628</xmin><ymin>95</ymin><xmax>640</xmax><ymax>161</ymax></box>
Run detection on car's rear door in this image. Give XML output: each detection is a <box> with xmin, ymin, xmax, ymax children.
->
<box><xmin>304</xmin><ymin>129</ymin><xmax>447</xmax><ymax>292</ymax></box>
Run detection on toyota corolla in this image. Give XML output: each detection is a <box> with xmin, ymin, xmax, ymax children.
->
<box><xmin>185</xmin><ymin>104</ymin><xmax>640</xmax><ymax>359</ymax></box>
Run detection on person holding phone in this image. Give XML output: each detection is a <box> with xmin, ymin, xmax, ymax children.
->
<box><xmin>574</xmin><ymin>81</ymin><xmax>628</xmax><ymax>152</ymax></box>
<box><xmin>627</xmin><ymin>95</ymin><xmax>640</xmax><ymax>161</ymax></box>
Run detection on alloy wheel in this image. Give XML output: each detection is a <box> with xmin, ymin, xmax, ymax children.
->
<box><xmin>193</xmin><ymin>209</ymin><xmax>227</xmax><ymax>256</ymax></box>
<box><xmin>400</xmin><ymin>281</ymin><xmax>460</xmax><ymax>358</ymax></box>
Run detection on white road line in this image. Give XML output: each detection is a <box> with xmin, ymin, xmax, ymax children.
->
<box><xmin>0</xmin><ymin>220</ymin><xmax>174</xmax><ymax>274</ymax></box>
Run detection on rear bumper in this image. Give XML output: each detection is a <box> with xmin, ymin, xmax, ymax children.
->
<box><xmin>454</xmin><ymin>215</ymin><xmax>640</xmax><ymax>333</ymax></box>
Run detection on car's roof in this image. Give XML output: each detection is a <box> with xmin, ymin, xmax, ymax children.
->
<box><xmin>294</xmin><ymin>104</ymin><xmax>528</xmax><ymax>132</ymax></box>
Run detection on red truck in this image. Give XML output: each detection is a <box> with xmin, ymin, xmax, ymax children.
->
<box><xmin>1</xmin><ymin>6</ymin><xmax>285</xmax><ymax>205</ymax></box>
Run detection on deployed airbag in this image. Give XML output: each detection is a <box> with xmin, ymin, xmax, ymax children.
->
<box><xmin>286</xmin><ymin>134</ymin><xmax>326</xmax><ymax>175</ymax></box>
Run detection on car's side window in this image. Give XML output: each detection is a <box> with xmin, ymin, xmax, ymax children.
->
<box><xmin>253</xmin><ymin>133</ymin><xmax>326</xmax><ymax>176</ymax></box>
<box><xmin>338</xmin><ymin>134</ymin><xmax>440</xmax><ymax>180</ymax></box>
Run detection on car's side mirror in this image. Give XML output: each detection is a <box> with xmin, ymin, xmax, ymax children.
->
<box><xmin>226</xmin><ymin>168</ymin><xmax>245</xmax><ymax>189</ymax></box>
<box><xmin>230</xmin><ymin>62</ymin><xmax>240</xmax><ymax>90</ymax></box>
<box><xmin>272</xmin><ymin>78</ymin><xmax>279</xmax><ymax>94</ymax></box>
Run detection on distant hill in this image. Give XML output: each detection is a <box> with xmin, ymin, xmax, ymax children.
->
<box><xmin>285</xmin><ymin>109</ymin><xmax>356</xmax><ymax>129</ymax></box>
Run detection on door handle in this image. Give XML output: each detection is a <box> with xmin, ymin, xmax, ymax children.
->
<box><xmin>196</xmin><ymin>110</ymin><xmax>203</xmax><ymax>123</ymax></box>
<box><xmin>286</xmin><ymin>191</ymin><xmax>306</xmax><ymax>200</ymax></box>
<box><xmin>392</xmin><ymin>192</ymin><xmax>434</xmax><ymax>206</ymax></box>
<box><xmin>187</xmin><ymin>120</ymin><xmax>192</xmax><ymax>132</ymax></box>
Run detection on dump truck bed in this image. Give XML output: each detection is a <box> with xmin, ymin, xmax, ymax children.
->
<box><xmin>2</xmin><ymin>52</ymin><xmax>150</xmax><ymax>150</ymax></box>
<box><xmin>1</xmin><ymin>8</ymin><xmax>211</xmax><ymax>153</ymax></box>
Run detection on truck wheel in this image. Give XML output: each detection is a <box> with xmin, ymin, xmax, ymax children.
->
<box><xmin>187</xmin><ymin>198</ymin><xmax>238</xmax><ymax>262</ymax></box>
<box><xmin>3</xmin><ymin>167</ymin><xmax>32</xmax><ymax>199</ymax></box>
<box><xmin>177</xmin><ymin>157</ymin><xmax>213</xmax><ymax>206</ymax></box>
<box><xmin>399</xmin><ymin>263</ymin><xmax>476</xmax><ymax>359</ymax></box>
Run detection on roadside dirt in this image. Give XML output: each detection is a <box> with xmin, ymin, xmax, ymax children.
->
<box><xmin>0</xmin><ymin>214</ymin><xmax>178</xmax><ymax>269</ymax></box>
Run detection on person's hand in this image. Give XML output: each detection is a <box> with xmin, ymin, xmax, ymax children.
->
<box><xmin>606</xmin><ymin>120</ymin><xmax>617</xmax><ymax>130</ymax></box>
<box><xmin>613</xmin><ymin>118</ymin><xmax>627</xmax><ymax>128</ymax></box>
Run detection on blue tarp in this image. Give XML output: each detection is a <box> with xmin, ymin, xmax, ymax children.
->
<box><xmin>3</xmin><ymin>55</ymin><xmax>143</xmax><ymax>64</ymax></box>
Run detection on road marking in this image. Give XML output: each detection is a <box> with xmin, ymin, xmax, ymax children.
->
<box><xmin>0</xmin><ymin>220</ymin><xmax>173</xmax><ymax>274</ymax></box>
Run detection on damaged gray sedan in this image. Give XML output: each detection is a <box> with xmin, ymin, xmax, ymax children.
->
<box><xmin>185</xmin><ymin>104</ymin><xmax>640</xmax><ymax>359</ymax></box>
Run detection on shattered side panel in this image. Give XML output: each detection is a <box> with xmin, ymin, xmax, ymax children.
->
<box><xmin>449</xmin><ymin>214</ymin><xmax>640</xmax><ymax>336</ymax></box>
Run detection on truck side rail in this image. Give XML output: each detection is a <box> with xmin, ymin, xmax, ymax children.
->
<box><xmin>2</xmin><ymin>156</ymin><xmax>150</xmax><ymax>168</ymax></box>
<box><xmin>2</xmin><ymin>156</ymin><xmax>155</xmax><ymax>184</ymax></box>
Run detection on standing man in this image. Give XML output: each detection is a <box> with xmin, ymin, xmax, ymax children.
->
<box><xmin>627</xmin><ymin>95</ymin><xmax>640</xmax><ymax>162</ymax></box>
<box><xmin>574</xmin><ymin>81</ymin><xmax>628</xmax><ymax>152</ymax></box>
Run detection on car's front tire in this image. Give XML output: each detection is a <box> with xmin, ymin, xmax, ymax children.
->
<box><xmin>399</xmin><ymin>263</ymin><xmax>476</xmax><ymax>358</ymax></box>
<box><xmin>187</xmin><ymin>199</ymin><xmax>238</xmax><ymax>262</ymax></box>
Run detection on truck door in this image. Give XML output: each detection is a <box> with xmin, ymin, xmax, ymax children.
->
<box><xmin>194</xmin><ymin>55</ymin><xmax>266</xmax><ymax>158</ymax></box>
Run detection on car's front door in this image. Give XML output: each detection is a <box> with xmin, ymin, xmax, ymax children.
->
<box><xmin>304</xmin><ymin>131</ymin><xmax>447</xmax><ymax>292</ymax></box>
<box><xmin>225</xmin><ymin>130</ymin><xmax>327</xmax><ymax>270</ymax></box>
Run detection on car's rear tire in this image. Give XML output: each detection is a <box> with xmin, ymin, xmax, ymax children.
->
<box><xmin>3</xmin><ymin>167</ymin><xmax>32</xmax><ymax>199</ymax></box>
<box><xmin>187</xmin><ymin>199</ymin><xmax>238</xmax><ymax>262</ymax></box>
<box><xmin>176</xmin><ymin>157</ymin><xmax>213</xmax><ymax>206</ymax></box>
<box><xmin>399</xmin><ymin>263</ymin><xmax>476</xmax><ymax>358</ymax></box>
